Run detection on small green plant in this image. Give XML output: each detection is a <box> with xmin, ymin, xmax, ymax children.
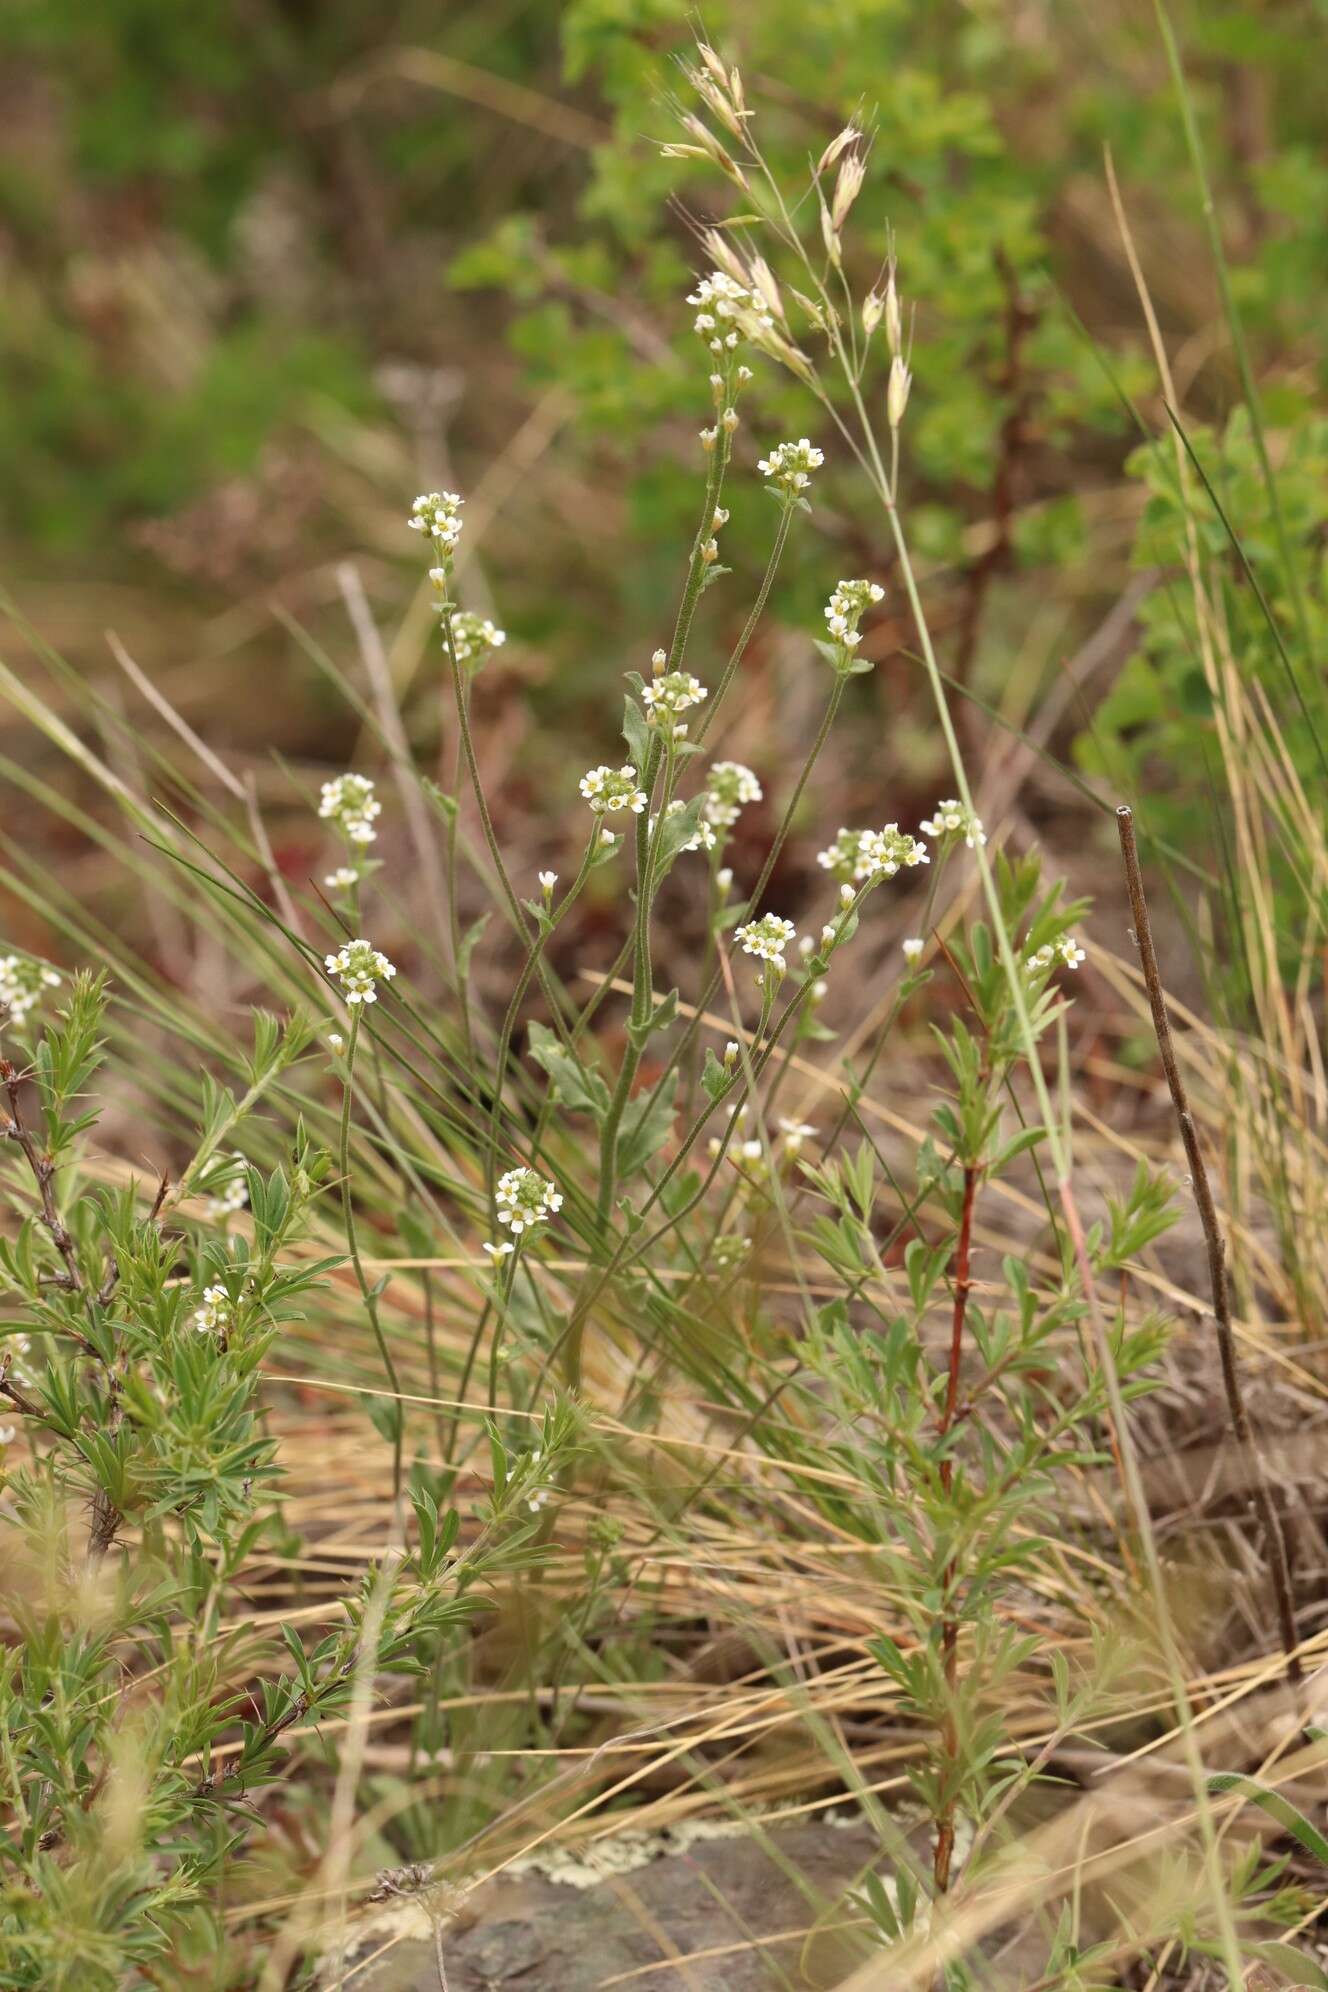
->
<box><xmin>0</xmin><ymin>972</ymin><xmax>568</xmax><ymax>1986</ymax></box>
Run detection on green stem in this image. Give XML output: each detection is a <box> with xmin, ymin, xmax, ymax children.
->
<box><xmin>487</xmin><ymin>835</ymin><xmax>599</xmax><ymax>1215</ymax></box>
<box><xmin>340</xmin><ymin>1010</ymin><xmax>403</xmax><ymax>1504</ymax></box>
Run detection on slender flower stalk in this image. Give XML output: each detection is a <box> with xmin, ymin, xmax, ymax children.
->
<box><xmin>338</xmin><ymin>1010</ymin><xmax>404</xmax><ymax>1504</ymax></box>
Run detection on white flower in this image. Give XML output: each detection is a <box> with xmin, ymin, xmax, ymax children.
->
<box><xmin>902</xmin><ymin>936</ymin><xmax>925</xmax><ymax>963</ymax></box>
<box><xmin>811</xmin><ymin>979</ymin><xmax>828</xmax><ymax>1001</ymax></box>
<box><xmin>716</xmin><ymin>866</ymin><xmax>733</xmax><ymax>893</ymax></box>
<box><xmin>703</xmin><ymin>761</ymin><xmax>762</xmax><ymax>828</ymax></box>
<box><xmin>1028</xmin><ymin>935</ymin><xmax>1086</xmax><ymax>975</ymax></box>
<box><xmin>779</xmin><ymin>1118</ymin><xmax>816</xmax><ymax>1154</ymax></box>
<box><xmin>579</xmin><ymin>764</ymin><xmax>647</xmax><ymax>815</ymax></box>
<box><xmin>724</xmin><ymin>1040</ymin><xmax>740</xmax><ymax>1066</ymax></box>
<box><xmin>649</xmin><ymin>800</ymin><xmax>716</xmax><ymax>853</ymax></box>
<box><xmin>642</xmin><ymin>672</ymin><xmax>708</xmax><ymax>721</ymax></box>
<box><xmin>823</xmin><ymin>579</ymin><xmax>885</xmax><ymax>652</ymax></box>
<box><xmin>495</xmin><ymin>1166</ymin><xmax>563</xmax><ymax>1235</ymax></box>
<box><xmin>319</xmin><ymin>773</ymin><xmax>381</xmax><ymax>847</ymax></box>
<box><xmin>446</xmin><ymin>610</ymin><xmax>507</xmax><ymax>665</ymax></box>
<box><xmin>408</xmin><ymin>490</ymin><xmax>464</xmax><ymax>553</ymax></box>
<box><xmin>323</xmin><ymin>866</ymin><xmax>359</xmax><ymax>891</ymax></box>
<box><xmin>205</xmin><ymin>1153</ymin><xmax>249</xmax><ymax>1222</ymax></box>
<box><xmin>482</xmin><ymin>1240</ymin><xmax>515</xmax><ymax>1260</ymax></box>
<box><xmin>192</xmin><ymin>1284</ymin><xmax>232</xmax><ymax>1335</ymax></box>
<box><xmin>757</xmin><ymin>437</ymin><xmax>825</xmax><ymax>497</ymax></box>
<box><xmin>740</xmin><ymin>1138</ymin><xmax>764</xmax><ymax>1161</ymax></box>
<box><xmin>735</xmin><ymin>912</ymin><xmax>797</xmax><ymax>975</ymax></box>
<box><xmin>0</xmin><ymin>955</ymin><xmax>61</xmax><ymax>1026</ymax></box>
<box><xmin>0</xmin><ymin>1424</ymin><xmax>16</xmax><ymax>1446</ymax></box>
<box><xmin>328</xmin><ymin>1031</ymin><xmax>345</xmax><ymax>1054</ymax></box>
<box><xmin>651</xmin><ymin>648</ymin><xmax>668</xmax><ymax>670</ymax></box>
<box><xmin>325</xmin><ymin>937</ymin><xmax>397</xmax><ymax>1005</ymax></box>
<box><xmin>538</xmin><ymin>870</ymin><xmax>558</xmax><ymax>892</ymax></box>
<box><xmin>599</xmin><ymin>828</ymin><xmax>618</xmax><ymax>849</ymax></box>
<box><xmin>919</xmin><ymin>799</ymin><xmax>986</xmax><ymax>849</ymax></box>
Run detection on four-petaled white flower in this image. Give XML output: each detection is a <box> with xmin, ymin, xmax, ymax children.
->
<box><xmin>324</xmin><ymin>866</ymin><xmax>359</xmax><ymax>891</ymax></box>
<box><xmin>408</xmin><ymin>490</ymin><xmax>464</xmax><ymax>553</ymax></box>
<box><xmin>0</xmin><ymin>955</ymin><xmax>61</xmax><ymax>1026</ymax></box>
<box><xmin>447</xmin><ymin>610</ymin><xmax>507</xmax><ymax>665</ymax></box>
<box><xmin>902</xmin><ymin>937</ymin><xmax>925</xmax><ymax>963</ymax></box>
<box><xmin>538</xmin><ymin>870</ymin><xmax>558</xmax><ymax>893</ymax></box>
<box><xmin>320</xmin><ymin>773</ymin><xmax>381</xmax><ymax>847</ymax></box>
<box><xmin>824</xmin><ymin>579</ymin><xmax>885</xmax><ymax>650</ymax></box>
<box><xmin>325</xmin><ymin>938</ymin><xmax>397</xmax><ymax>1005</ymax></box>
<box><xmin>482</xmin><ymin>1240</ymin><xmax>515</xmax><ymax>1260</ymax></box>
<box><xmin>579</xmin><ymin>765</ymin><xmax>647</xmax><ymax>815</ymax></box>
<box><xmin>495</xmin><ymin>1167</ymin><xmax>563</xmax><ymax>1236</ymax></box>
<box><xmin>328</xmin><ymin>1032</ymin><xmax>345</xmax><ymax>1054</ymax></box>
<box><xmin>757</xmin><ymin>438</ymin><xmax>825</xmax><ymax>497</ymax></box>
<box><xmin>192</xmin><ymin>1284</ymin><xmax>232</xmax><ymax>1336</ymax></box>
<box><xmin>642</xmin><ymin>671</ymin><xmax>708</xmax><ymax>721</ymax></box>
<box><xmin>919</xmin><ymin>799</ymin><xmax>986</xmax><ymax>849</ymax></box>
<box><xmin>735</xmin><ymin>912</ymin><xmax>797</xmax><ymax>975</ymax></box>
<box><xmin>703</xmin><ymin>761</ymin><xmax>762</xmax><ymax>828</ymax></box>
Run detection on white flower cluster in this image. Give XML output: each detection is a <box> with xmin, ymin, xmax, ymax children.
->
<box><xmin>579</xmin><ymin>764</ymin><xmax>647</xmax><ymax>815</ymax></box>
<box><xmin>0</xmin><ymin>955</ymin><xmax>60</xmax><ymax>1026</ymax></box>
<box><xmin>448</xmin><ymin>610</ymin><xmax>507</xmax><ymax>665</ymax></box>
<box><xmin>703</xmin><ymin>761</ymin><xmax>762</xmax><ymax>828</ymax></box>
<box><xmin>192</xmin><ymin>1284</ymin><xmax>232</xmax><ymax>1336</ymax></box>
<box><xmin>757</xmin><ymin>438</ymin><xmax>824</xmax><ymax>497</ymax></box>
<box><xmin>824</xmin><ymin>578</ymin><xmax>884</xmax><ymax>649</ymax></box>
<box><xmin>495</xmin><ymin>1166</ymin><xmax>563</xmax><ymax>1236</ymax></box>
<box><xmin>205</xmin><ymin>1153</ymin><xmax>249</xmax><ymax>1223</ymax></box>
<box><xmin>1028</xmin><ymin>936</ymin><xmax>1086</xmax><ymax>974</ymax></box>
<box><xmin>649</xmin><ymin>799</ymin><xmax>716</xmax><ymax>854</ymax></box>
<box><xmin>735</xmin><ymin>912</ymin><xmax>797</xmax><ymax>975</ymax></box>
<box><xmin>642</xmin><ymin>671</ymin><xmax>708</xmax><ymax>722</ymax></box>
<box><xmin>919</xmin><ymin>799</ymin><xmax>986</xmax><ymax>849</ymax></box>
<box><xmin>408</xmin><ymin>490</ymin><xmax>464</xmax><ymax>554</ymax></box>
<box><xmin>686</xmin><ymin>270</ymin><xmax>772</xmax><ymax>355</ymax></box>
<box><xmin>319</xmin><ymin>773</ymin><xmax>381</xmax><ymax>847</ymax></box>
<box><xmin>325</xmin><ymin>938</ymin><xmax>397</xmax><ymax>1005</ymax></box>
<box><xmin>817</xmin><ymin>824</ymin><xmax>929</xmax><ymax>885</ymax></box>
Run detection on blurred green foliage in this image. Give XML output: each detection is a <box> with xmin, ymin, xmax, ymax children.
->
<box><xmin>1</xmin><ymin>0</ymin><xmax>1324</xmax><ymax>869</ymax></box>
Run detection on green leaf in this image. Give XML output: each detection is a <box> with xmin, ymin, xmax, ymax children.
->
<box><xmin>626</xmin><ymin>987</ymin><xmax>679</xmax><ymax>1051</ymax></box>
<box><xmin>622</xmin><ymin>694</ymin><xmax>650</xmax><ymax>773</ymax></box>
<box><xmin>457</xmin><ymin>912</ymin><xmax>491</xmax><ymax>979</ymax></box>
<box><xmin>701</xmin><ymin>1048</ymin><xmax>731</xmax><ymax>1105</ymax></box>
<box><xmin>617</xmin><ymin>1076</ymin><xmax>677</xmax><ymax>1178</ymax></box>
<box><xmin>1245</xmin><ymin>1942</ymin><xmax>1328</xmax><ymax>1989</ymax></box>
<box><xmin>1206</xmin><ymin>1772</ymin><xmax>1328</xmax><ymax>1866</ymax></box>
<box><xmin>526</xmin><ymin>1021</ymin><xmax>610</xmax><ymax>1119</ymax></box>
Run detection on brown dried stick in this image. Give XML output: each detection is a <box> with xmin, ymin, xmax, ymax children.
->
<box><xmin>1116</xmin><ymin>805</ymin><xmax>1300</xmax><ymax>1684</ymax></box>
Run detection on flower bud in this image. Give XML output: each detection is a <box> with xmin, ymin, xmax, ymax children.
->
<box><xmin>887</xmin><ymin>355</ymin><xmax>912</xmax><ymax>430</ymax></box>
